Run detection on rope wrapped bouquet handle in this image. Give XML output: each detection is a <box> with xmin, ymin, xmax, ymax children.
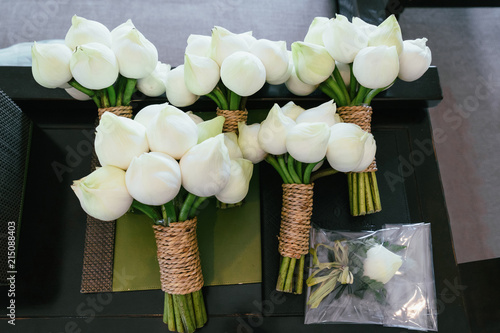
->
<box><xmin>216</xmin><ymin>108</ymin><xmax>248</xmax><ymax>133</ymax></box>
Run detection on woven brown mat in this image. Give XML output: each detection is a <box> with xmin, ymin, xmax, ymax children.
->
<box><xmin>153</xmin><ymin>218</ymin><xmax>204</xmax><ymax>295</ymax></box>
<box><xmin>278</xmin><ymin>183</ymin><xmax>314</xmax><ymax>259</ymax></box>
<box><xmin>80</xmin><ymin>106</ymin><xmax>133</xmax><ymax>293</ymax></box>
<box><xmin>337</xmin><ymin>105</ymin><xmax>377</xmax><ymax>172</ymax></box>
<box><xmin>216</xmin><ymin>108</ymin><xmax>248</xmax><ymax>133</ymax></box>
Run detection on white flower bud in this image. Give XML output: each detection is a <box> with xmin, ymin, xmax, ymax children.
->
<box><xmin>238</xmin><ymin>122</ymin><xmax>267</xmax><ymax>164</ymax></box>
<box><xmin>137</xmin><ymin>62</ymin><xmax>171</xmax><ymax>97</ymax></box>
<box><xmin>31</xmin><ymin>42</ymin><xmax>73</xmax><ymax>89</ymax></box>
<box><xmin>292</xmin><ymin>41</ymin><xmax>335</xmax><ymax>85</ymax></box>
<box><xmin>304</xmin><ymin>17</ymin><xmax>330</xmax><ymax>46</ymax></box>
<box><xmin>250</xmin><ymin>39</ymin><xmax>290</xmax><ymax>84</ymax></box>
<box><xmin>186</xmin><ymin>34</ymin><xmax>212</xmax><ymax>57</ymax></box>
<box><xmin>353</xmin><ymin>45</ymin><xmax>399</xmax><ymax>89</ymax></box>
<box><xmin>65</xmin><ymin>15</ymin><xmax>112</xmax><ymax>50</ymax></box>
<box><xmin>184</xmin><ymin>53</ymin><xmax>220</xmax><ymax>96</ymax></box>
<box><xmin>296</xmin><ymin>100</ymin><xmax>340</xmax><ymax>126</ymax></box>
<box><xmin>363</xmin><ymin>244</ymin><xmax>403</xmax><ymax>284</ymax></box>
<box><xmin>368</xmin><ymin>14</ymin><xmax>404</xmax><ymax>55</ymax></box>
<box><xmin>216</xmin><ymin>158</ymin><xmax>253</xmax><ymax>204</ymax></box>
<box><xmin>210</xmin><ymin>26</ymin><xmax>251</xmax><ymax>66</ymax></box>
<box><xmin>133</xmin><ymin>102</ymin><xmax>169</xmax><ymax>128</ymax></box>
<box><xmin>398</xmin><ymin>38</ymin><xmax>432</xmax><ymax>82</ymax></box>
<box><xmin>224</xmin><ymin>132</ymin><xmax>243</xmax><ymax>159</ymax></box>
<box><xmin>220</xmin><ymin>51</ymin><xmax>266</xmax><ymax>97</ymax></box>
<box><xmin>323</xmin><ymin>14</ymin><xmax>368</xmax><ymax>64</ymax></box>
<box><xmin>165</xmin><ymin>65</ymin><xmax>200</xmax><ymax>107</ymax></box>
<box><xmin>258</xmin><ymin>103</ymin><xmax>296</xmax><ymax>155</ymax></box>
<box><xmin>281</xmin><ymin>101</ymin><xmax>305</xmax><ymax>121</ymax></box>
<box><xmin>197</xmin><ymin>116</ymin><xmax>225</xmax><ymax>143</ymax></box>
<box><xmin>286</xmin><ymin>122</ymin><xmax>330</xmax><ymax>163</ymax></box>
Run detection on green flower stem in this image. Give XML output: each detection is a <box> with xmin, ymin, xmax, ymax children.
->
<box><xmin>179</xmin><ymin>193</ymin><xmax>197</xmax><ymax>221</ymax></box>
<box><xmin>364</xmin><ymin>172</ymin><xmax>375</xmax><ymax>214</ymax></box>
<box><xmin>352</xmin><ymin>85</ymin><xmax>370</xmax><ymax>106</ymax></box>
<box><xmin>229</xmin><ymin>91</ymin><xmax>241</xmax><ymax>111</ymax></box>
<box><xmin>100</xmin><ymin>90</ymin><xmax>110</xmax><ymax>108</ymax></box>
<box><xmin>303</xmin><ymin>161</ymin><xmax>321</xmax><ymax>184</ymax></box>
<box><xmin>358</xmin><ymin>173</ymin><xmax>366</xmax><ymax>215</ymax></box>
<box><xmin>131</xmin><ymin>200</ymin><xmax>161</xmax><ymax>222</ymax></box>
<box><xmin>319</xmin><ymin>81</ymin><xmax>341</xmax><ymax>103</ymax></box>
<box><xmin>276</xmin><ymin>256</ymin><xmax>290</xmax><ymax>291</ymax></box>
<box><xmin>296</xmin><ymin>161</ymin><xmax>303</xmax><ymax>183</ymax></box>
<box><xmin>332</xmin><ymin>65</ymin><xmax>351</xmax><ymax>105</ymax></box>
<box><xmin>310</xmin><ymin>168</ymin><xmax>338</xmax><ymax>183</ymax></box>
<box><xmin>189</xmin><ymin>197</ymin><xmax>208</xmax><ymax>219</ymax></box>
<box><xmin>206</xmin><ymin>92</ymin><xmax>222</xmax><ymax>109</ymax></box>
<box><xmin>192</xmin><ymin>290</ymin><xmax>206</xmax><ymax>328</ymax></box>
<box><xmin>162</xmin><ymin>201</ymin><xmax>177</xmax><ymax>223</ymax></box>
<box><xmin>351</xmin><ymin>173</ymin><xmax>358</xmax><ymax>216</ymax></box>
<box><xmin>122</xmin><ymin>78</ymin><xmax>137</xmax><ymax>106</ymax></box>
<box><xmin>185</xmin><ymin>294</ymin><xmax>196</xmax><ymax>329</ymax></box>
<box><xmin>348</xmin><ymin>173</ymin><xmax>354</xmax><ymax>215</ymax></box>
<box><xmin>287</xmin><ymin>155</ymin><xmax>302</xmax><ymax>184</ymax></box>
<box><xmin>165</xmin><ymin>293</ymin><xmax>176</xmax><ymax>331</ymax></box>
<box><xmin>363</xmin><ymin>87</ymin><xmax>384</xmax><ymax>105</ymax></box>
<box><xmin>277</xmin><ymin>155</ymin><xmax>294</xmax><ymax>184</ymax></box>
<box><xmin>265</xmin><ymin>155</ymin><xmax>289</xmax><ymax>184</ymax></box>
<box><xmin>370</xmin><ymin>171</ymin><xmax>382</xmax><ymax>212</ymax></box>
<box><xmin>239</xmin><ymin>96</ymin><xmax>248</xmax><ymax>111</ymax></box>
<box><xmin>296</xmin><ymin>255</ymin><xmax>305</xmax><ymax>294</ymax></box>
<box><xmin>325</xmin><ymin>76</ymin><xmax>347</xmax><ymax>106</ymax></box>
<box><xmin>349</xmin><ymin>63</ymin><xmax>357</xmax><ymax>100</ymax></box>
<box><xmin>115</xmin><ymin>75</ymin><xmax>127</xmax><ymax>106</ymax></box>
<box><xmin>172</xmin><ymin>295</ymin><xmax>185</xmax><ymax>333</ymax></box>
<box><xmin>68</xmin><ymin>80</ymin><xmax>101</xmax><ymax>108</ymax></box>
<box><xmin>107</xmin><ymin>86</ymin><xmax>116</xmax><ymax>106</ymax></box>
<box><xmin>284</xmin><ymin>257</ymin><xmax>297</xmax><ymax>292</ymax></box>
<box><xmin>212</xmin><ymin>87</ymin><xmax>229</xmax><ymax>110</ymax></box>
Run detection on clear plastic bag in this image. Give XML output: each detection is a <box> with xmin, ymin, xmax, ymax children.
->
<box><xmin>304</xmin><ymin>223</ymin><xmax>438</xmax><ymax>331</ymax></box>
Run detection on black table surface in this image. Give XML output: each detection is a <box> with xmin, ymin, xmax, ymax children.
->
<box><xmin>0</xmin><ymin>65</ymin><xmax>471</xmax><ymax>333</ymax></box>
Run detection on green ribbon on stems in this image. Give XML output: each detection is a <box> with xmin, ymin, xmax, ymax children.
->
<box><xmin>265</xmin><ymin>154</ymin><xmax>338</xmax><ymax>294</ymax></box>
<box><xmin>131</xmin><ymin>191</ymin><xmax>209</xmax><ymax>333</ymax></box>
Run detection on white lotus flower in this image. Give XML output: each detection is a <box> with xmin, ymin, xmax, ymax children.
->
<box><xmin>137</xmin><ymin>62</ymin><xmax>171</xmax><ymax>97</ymax></box>
<box><xmin>220</xmin><ymin>51</ymin><xmax>266</xmax><ymax>96</ymax></box>
<box><xmin>179</xmin><ymin>134</ymin><xmax>231</xmax><ymax>197</ymax></box>
<box><xmin>125</xmin><ymin>152</ymin><xmax>181</xmax><ymax>206</ymax></box>
<box><xmin>291</xmin><ymin>41</ymin><xmax>335</xmax><ymax>85</ymax></box>
<box><xmin>184</xmin><ymin>53</ymin><xmax>220</xmax><ymax>96</ymax></box>
<box><xmin>133</xmin><ymin>102</ymin><xmax>169</xmax><ymax>128</ymax></box>
<box><xmin>112</xmin><ymin>28</ymin><xmax>158</xmax><ymax>79</ymax></box>
<box><xmin>326</xmin><ymin>123</ymin><xmax>376</xmax><ymax>172</ymax></box>
<box><xmin>95</xmin><ymin>112</ymin><xmax>149</xmax><ymax>170</ymax></box>
<box><xmin>65</xmin><ymin>87</ymin><xmax>91</xmax><ymax>101</ymax></box>
<box><xmin>197</xmin><ymin>115</ymin><xmax>225</xmax><ymax>143</ymax></box>
<box><xmin>285</xmin><ymin>64</ymin><xmax>318</xmax><ymax>96</ymax></box>
<box><xmin>185</xmin><ymin>34</ymin><xmax>212</xmax><ymax>57</ymax></box>
<box><xmin>216</xmin><ymin>158</ymin><xmax>253</xmax><ymax>204</ymax></box>
<box><xmin>304</xmin><ymin>17</ymin><xmax>330</xmax><ymax>46</ymax></box>
<box><xmin>238</xmin><ymin>122</ymin><xmax>267</xmax><ymax>163</ymax></box>
<box><xmin>165</xmin><ymin>65</ymin><xmax>200</xmax><ymax>107</ymax></box>
<box><xmin>31</xmin><ymin>42</ymin><xmax>73</xmax><ymax>89</ymax></box>
<box><xmin>224</xmin><ymin>132</ymin><xmax>243</xmax><ymax>159</ymax></box>
<box><xmin>281</xmin><ymin>101</ymin><xmax>305</xmax><ymax>121</ymax></box>
<box><xmin>210</xmin><ymin>26</ymin><xmax>251</xmax><ymax>66</ymax></box>
<box><xmin>258</xmin><ymin>103</ymin><xmax>296</xmax><ymax>155</ymax></box>
<box><xmin>146</xmin><ymin>104</ymin><xmax>198</xmax><ymax>159</ymax></box>
<box><xmin>111</xmin><ymin>19</ymin><xmax>135</xmax><ymax>41</ymax></box>
<box><xmin>323</xmin><ymin>14</ymin><xmax>369</xmax><ymax>64</ymax></box>
<box><xmin>398</xmin><ymin>38</ymin><xmax>432</xmax><ymax>82</ymax></box>
<box><xmin>363</xmin><ymin>244</ymin><xmax>403</xmax><ymax>284</ymax></box>
<box><xmin>250</xmin><ymin>39</ymin><xmax>290</xmax><ymax>84</ymax></box>
<box><xmin>368</xmin><ymin>14</ymin><xmax>404</xmax><ymax>55</ymax></box>
<box><xmin>186</xmin><ymin>111</ymin><xmax>204</xmax><ymax>124</ymax></box>
<box><xmin>71</xmin><ymin>165</ymin><xmax>132</xmax><ymax>221</ymax></box>
<box><xmin>286</xmin><ymin>122</ymin><xmax>330</xmax><ymax>163</ymax></box>
<box><xmin>65</xmin><ymin>15</ymin><xmax>112</xmax><ymax>50</ymax></box>
<box><xmin>352</xmin><ymin>17</ymin><xmax>377</xmax><ymax>37</ymax></box>
<box><xmin>70</xmin><ymin>42</ymin><xmax>119</xmax><ymax>90</ymax></box>
<box><xmin>296</xmin><ymin>100</ymin><xmax>340</xmax><ymax>126</ymax></box>
<box><xmin>336</xmin><ymin>61</ymin><xmax>351</xmax><ymax>87</ymax></box>
<box><xmin>353</xmin><ymin>45</ymin><xmax>399</xmax><ymax>89</ymax></box>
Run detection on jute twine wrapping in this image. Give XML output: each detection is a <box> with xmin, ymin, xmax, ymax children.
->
<box><xmin>216</xmin><ymin>108</ymin><xmax>248</xmax><ymax>133</ymax></box>
<box><xmin>153</xmin><ymin>218</ymin><xmax>204</xmax><ymax>295</ymax></box>
<box><xmin>98</xmin><ymin>105</ymin><xmax>133</xmax><ymax>119</ymax></box>
<box><xmin>278</xmin><ymin>183</ymin><xmax>314</xmax><ymax>259</ymax></box>
<box><xmin>337</xmin><ymin>105</ymin><xmax>377</xmax><ymax>172</ymax></box>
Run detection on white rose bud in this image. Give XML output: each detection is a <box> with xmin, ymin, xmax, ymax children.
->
<box><xmin>281</xmin><ymin>101</ymin><xmax>305</xmax><ymax>121</ymax></box>
<box><xmin>258</xmin><ymin>103</ymin><xmax>296</xmax><ymax>155</ymax></box>
<box><xmin>146</xmin><ymin>104</ymin><xmax>198</xmax><ymax>159</ymax></box>
<box><xmin>65</xmin><ymin>15</ymin><xmax>112</xmax><ymax>50</ymax></box>
<box><xmin>224</xmin><ymin>132</ymin><xmax>243</xmax><ymax>159</ymax></box>
<box><xmin>250</xmin><ymin>39</ymin><xmax>290</xmax><ymax>84</ymax></box>
<box><xmin>304</xmin><ymin>17</ymin><xmax>330</xmax><ymax>46</ymax></box>
<box><xmin>296</xmin><ymin>100</ymin><xmax>340</xmax><ymax>126</ymax></box>
<box><xmin>70</xmin><ymin>42</ymin><xmax>119</xmax><ymax>90</ymax></box>
<box><xmin>238</xmin><ymin>122</ymin><xmax>267</xmax><ymax>164</ymax></box>
<box><xmin>220</xmin><ymin>51</ymin><xmax>266</xmax><ymax>97</ymax></box>
<box><xmin>137</xmin><ymin>62</ymin><xmax>171</xmax><ymax>97</ymax></box>
<box><xmin>71</xmin><ymin>165</ymin><xmax>132</xmax><ymax>221</ymax></box>
<box><xmin>125</xmin><ymin>152</ymin><xmax>181</xmax><ymax>206</ymax></box>
<box><xmin>216</xmin><ymin>158</ymin><xmax>253</xmax><ymax>204</ymax></box>
<box><xmin>197</xmin><ymin>116</ymin><xmax>225</xmax><ymax>143</ymax></box>
<box><xmin>363</xmin><ymin>244</ymin><xmax>403</xmax><ymax>284</ymax></box>
<box><xmin>326</xmin><ymin>123</ymin><xmax>376</xmax><ymax>172</ymax></box>
<box><xmin>185</xmin><ymin>34</ymin><xmax>212</xmax><ymax>57</ymax></box>
<box><xmin>31</xmin><ymin>42</ymin><xmax>73</xmax><ymax>89</ymax></box>
<box><xmin>398</xmin><ymin>38</ymin><xmax>432</xmax><ymax>82</ymax></box>
<box><xmin>95</xmin><ymin>112</ymin><xmax>149</xmax><ymax>170</ymax></box>
<box><xmin>210</xmin><ymin>26</ymin><xmax>251</xmax><ymax>66</ymax></box>
<box><xmin>292</xmin><ymin>41</ymin><xmax>335</xmax><ymax>85</ymax></box>
<box><xmin>368</xmin><ymin>14</ymin><xmax>404</xmax><ymax>55</ymax></box>
<box><xmin>353</xmin><ymin>45</ymin><xmax>399</xmax><ymax>89</ymax></box>
<box><xmin>286</xmin><ymin>122</ymin><xmax>330</xmax><ymax>163</ymax></box>
<box><xmin>112</xmin><ymin>28</ymin><xmax>158</xmax><ymax>79</ymax></box>
<box><xmin>323</xmin><ymin>14</ymin><xmax>368</xmax><ymax>64</ymax></box>
<box><xmin>180</xmin><ymin>134</ymin><xmax>231</xmax><ymax>197</ymax></box>
<box><xmin>184</xmin><ymin>53</ymin><xmax>220</xmax><ymax>96</ymax></box>
<box><xmin>165</xmin><ymin>65</ymin><xmax>200</xmax><ymax>107</ymax></box>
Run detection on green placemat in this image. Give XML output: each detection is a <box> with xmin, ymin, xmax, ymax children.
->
<box><xmin>112</xmin><ymin>168</ymin><xmax>262</xmax><ymax>291</ymax></box>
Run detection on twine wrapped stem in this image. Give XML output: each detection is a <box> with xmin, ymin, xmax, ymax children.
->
<box><xmin>216</xmin><ymin>108</ymin><xmax>248</xmax><ymax>133</ymax></box>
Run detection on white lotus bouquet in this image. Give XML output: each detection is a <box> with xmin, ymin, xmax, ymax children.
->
<box><xmin>286</xmin><ymin>14</ymin><xmax>432</xmax><ymax>216</ymax></box>
<box><xmin>239</xmin><ymin>100</ymin><xmax>376</xmax><ymax>294</ymax></box>
<box><xmin>71</xmin><ymin>103</ymin><xmax>254</xmax><ymax>332</ymax></box>
<box><xmin>31</xmin><ymin>15</ymin><xmax>170</xmax><ymax>110</ymax></box>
